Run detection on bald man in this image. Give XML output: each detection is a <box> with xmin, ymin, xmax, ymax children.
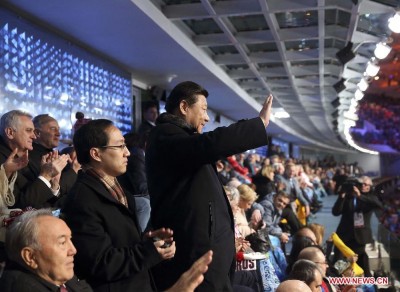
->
<box><xmin>276</xmin><ymin>279</ymin><xmax>312</xmax><ymax>292</ymax></box>
<box><xmin>298</xmin><ymin>246</ymin><xmax>337</xmax><ymax>292</ymax></box>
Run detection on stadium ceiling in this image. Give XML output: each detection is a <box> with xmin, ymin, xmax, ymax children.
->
<box><xmin>2</xmin><ymin>0</ymin><xmax>397</xmax><ymax>153</ymax></box>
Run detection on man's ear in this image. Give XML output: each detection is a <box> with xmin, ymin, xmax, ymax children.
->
<box><xmin>179</xmin><ymin>100</ymin><xmax>189</xmax><ymax>116</ymax></box>
<box><xmin>89</xmin><ymin>147</ymin><xmax>102</xmax><ymax>162</ymax></box>
<box><xmin>21</xmin><ymin>247</ymin><xmax>38</xmax><ymax>269</ymax></box>
<box><xmin>5</xmin><ymin>127</ymin><xmax>15</xmax><ymax>139</ymax></box>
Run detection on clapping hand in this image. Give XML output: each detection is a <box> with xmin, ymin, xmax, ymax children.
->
<box><xmin>3</xmin><ymin>148</ymin><xmax>29</xmax><ymax>178</ymax></box>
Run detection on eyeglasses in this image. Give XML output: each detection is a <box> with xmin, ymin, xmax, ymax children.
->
<box><xmin>362</xmin><ymin>183</ymin><xmax>372</xmax><ymax>187</ymax></box>
<box><xmin>99</xmin><ymin>143</ymin><xmax>127</xmax><ymax>150</ymax></box>
<box><xmin>314</xmin><ymin>261</ymin><xmax>329</xmax><ymax>265</ymax></box>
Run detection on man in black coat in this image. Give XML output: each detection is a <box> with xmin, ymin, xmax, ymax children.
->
<box><xmin>21</xmin><ymin>114</ymin><xmax>79</xmax><ymax>208</ymax></box>
<box><xmin>138</xmin><ymin>101</ymin><xmax>158</xmax><ymax>135</ymax></box>
<box><xmin>146</xmin><ymin>81</ymin><xmax>274</xmax><ymax>291</ymax></box>
<box><xmin>332</xmin><ymin>175</ymin><xmax>383</xmax><ymax>276</ymax></box>
<box><xmin>61</xmin><ymin>119</ymin><xmax>176</xmax><ymax>292</ymax></box>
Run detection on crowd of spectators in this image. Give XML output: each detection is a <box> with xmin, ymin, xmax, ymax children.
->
<box><xmin>351</xmin><ymin>95</ymin><xmax>400</xmax><ymax>152</ymax></box>
<box><xmin>0</xmin><ymin>87</ymin><xmax>391</xmax><ymax>291</ymax></box>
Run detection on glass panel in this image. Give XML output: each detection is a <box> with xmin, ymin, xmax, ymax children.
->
<box><xmin>183</xmin><ymin>18</ymin><xmax>222</xmax><ymax>34</ymax></box>
<box><xmin>276</xmin><ymin>10</ymin><xmax>318</xmax><ymax>28</ymax></box>
<box><xmin>229</xmin><ymin>15</ymin><xmax>269</xmax><ymax>32</ymax></box>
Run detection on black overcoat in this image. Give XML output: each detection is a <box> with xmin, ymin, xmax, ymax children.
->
<box><xmin>146</xmin><ymin>113</ymin><xmax>269</xmax><ymax>291</ymax></box>
<box><xmin>332</xmin><ymin>191</ymin><xmax>383</xmax><ymax>244</ymax></box>
<box><xmin>62</xmin><ymin>172</ymin><xmax>162</xmax><ymax>292</ymax></box>
<box><xmin>0</xmin><ymin>267</ymin><xmax>92</xmax><ymax>292</ymax></box>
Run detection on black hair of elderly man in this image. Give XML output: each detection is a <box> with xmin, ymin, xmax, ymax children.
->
<box><xmin>146</xmin><ymin>81</ymin><xmax>274</xmax><ymax>291</ymax></box>
<box><xmin>288</xmin><ymin>259</ymin><xmax>323</xmax><ymax>292</ymax></box>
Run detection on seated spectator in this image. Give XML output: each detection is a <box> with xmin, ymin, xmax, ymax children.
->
<box><xmin>224</xmin><ymin>186</ymin><xmax>260</xmax><ymax>292</ymax></box>
<box><xmin>252</xmin><ymin>164</ymin><xmax>276</xmax><ymax>201</ymax></box>
<box><xmin>224</xmin><ymin>185</ymin><xmax>250</xmax><ymax>252</ymax></box>
<box><xmin>235</xmin><ymin>184</ymin><xmax>258</xmax><ymax>238</ymax></box>
<box><xmin>298</xmin><ymin>246</ymin><xmax>336</xmax><ymax>292</ymax></box>
<box><xmin>0</xmin><ymin>209</ymin><xmax>214</xmax><ymax>292</ymax></box>
<box><xmin>308</xmin><ymin>223</ymin><xmax>325</xmax><ymax>247</ymax></box>
<box><xmin>288</xmin><ymin>259</ymin><xmax>323</xmax><ymax>292</ymax></box>
<box><xmin>299</xmin><ymin>178</ymin><xmax>322</xmax><ymax>216</ymax></box>
<box><xmin>243</xmin><ymin>153</ymin><xmax>259</xmax><ymax>177</ymax></box>
<box><xmin>286</xmin><ymin>233</ymin><xmax>316</xmax><ymax>274</ymax></box>
<box><xmin>227</xmin><ymin>155</ymin><xmax>252</xmax><ymax>184</ymax></box>
<box><xmin>0</xmin><ymin>110</ymin><xmax>66</xmax><ymax>209</ymax></box>
<box><xmin>296</xmin><ymin>226</ymin><xmax>317</xmax><ymax>245</ymax></box>
<box><xmin>276</xmin><ymin>279</ymin><xmax>312</xmax><ymax>292</ymax></box>
<box><xmin>1</xmin><ymin>209</ymin><xmax>92</xmax><ymax>291</ymax></box>
<box><xmin>256</xmin><ymin>191</ymin><xmax>291</xmax><ymax>244</ymax></box>
<box><xmin>0</xmin><ymin>148</ymin><xmax>29</xmax><ymax>262</ymax></box>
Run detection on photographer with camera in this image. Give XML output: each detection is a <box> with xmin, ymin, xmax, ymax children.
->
<box><xmin>332</xmin><ymin>176</ymin><xmax>383</xmax><ymax>277</ymax></box>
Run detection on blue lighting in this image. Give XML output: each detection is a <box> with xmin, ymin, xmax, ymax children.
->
<box><xmin>0</xmin><ymin>12</ymin><xmax>132</xmax><ymax>140</ymax></box>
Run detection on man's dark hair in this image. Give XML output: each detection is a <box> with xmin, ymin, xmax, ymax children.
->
<box><xmin>275</xmin><ymin>190</ymin><xmax>290</xmax><ymax>200</ymax></box>
<box><xmin>286</xmin><ymin>235</ymin><xmax>316</xmax><ymax>273</ymax></box>
<box><xmin>289</xmin><ymin>259</ymin><xmax>321</xmax><ymax>285</ymax></box>
<box><xmin>32</xmin><ymin>114</ymin><xmax>56</xmax><ymax>130</ymax></box>
<box><xmin>73</xmin><ymin>119</ymin><xmax>114</xmax><ymax>165</ymax></box>
<box><xmin>143</xmin><ymin>101</ymin><xmax>158</xmax><ymax>113</ymax></box>
<box><xmin>75</xmin><ymin>112</ymin><xmax>85</xmax><ymax>119</ymax></box>
<box><xmin>124</xmin><ymin>132</ymin><xmax>148</xmax><ymax>149</ymax></box>
<box><xmin>165</xmin><ymin>81</ymin><xmax>208</xmax><ymax>113</ymax></box>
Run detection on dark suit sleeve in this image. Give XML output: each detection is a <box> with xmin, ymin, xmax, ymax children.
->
<box><xmin>17</xmin><ymin>176</ymin><xmax>58</xmax><ymax>209</ymax></box>
<box><xmin>150</xmin><ymin>117</ymin><xmax>268</xmax><ymax>171</ymax></box>
<box><xmin>59</xmin><ymin>168</ymin><xmax>78</xmax><ymax>196</ymax></box>
<box><xmin>332</xmin><ymin>195</ymin><xmax>346</xmax><ymax>216</ymax></box>
<box><xmin>358</xmin><ymin>193</ymin><xmax>383</xmax><ymax>210</ymax></box>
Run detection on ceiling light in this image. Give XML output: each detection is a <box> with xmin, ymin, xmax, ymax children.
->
<box><xmin>357</xmin><ymin>78</ymin><xmax>369</xmax><ymax>91</ymax></box>
<box><xmin>388</xmin><ymin>12</ymin><xmax>400</xmax><ymax>33</ymax></box>
<box><xmin>365</xmin><ymin>61</ymin><xmax>380</xmax><ymax>77</ymax></box>
<box><xmin>355</xmin><ymin>89</ymin><xmax>364</xmax><ymax>101</ymax></box>
<box><xmin>272</xmin><ymin>107</ymin><xmax>290</xmax><ymax>119</ymax></box>
<box><xmin>374</xmin><ymin>42</ymin><xmax>391</xmax><ymax>59</ymax></box>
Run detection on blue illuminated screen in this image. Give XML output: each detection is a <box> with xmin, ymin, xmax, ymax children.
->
<box><xmin>0</xmin><ymin>10</ymin><xmax>132</xmax><ymax>140</ymax></box>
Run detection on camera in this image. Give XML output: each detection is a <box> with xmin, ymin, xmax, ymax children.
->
<box><xmin>340</xmin><ymin>178</ymin><xmax>362</xmax><ymax>195</ymax></box>
<box><xmin>153</xmin><ymin>237</ymin><xmax>171</xmax><ymax>248</ymax></box>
